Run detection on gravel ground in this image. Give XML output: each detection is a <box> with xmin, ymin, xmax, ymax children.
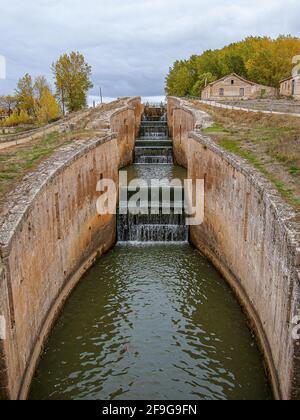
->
<box><xmin>220</xmin><ymin>99</ymin><xmax>300</xmax><ymax>114</ymax></box>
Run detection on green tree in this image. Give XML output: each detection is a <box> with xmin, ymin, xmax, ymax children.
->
<box><xmin>15</xmin><ymin>74</ymin><xmax>35</xmax><ymax>116</ymax></box>
<box><xmin>165</xmin><ymin>61</ymin><xmax>195</xmax><ymax>96</ymax></box>
<box><xmin>222</xmin><ymin>52</ymin><xmax>247</xmax><ymax>77</ymax></box>
<box><xmin>190</xmin><ymin>73</ymin><xmax>217</xmax><ymax>97</ymax></box>
<box><xmin>52</xmin><ymin>52</ymin><xmax>93</xmax><ymax>113</ymax></box>
<box><xmin>165</xmin><ymin>35</ymin><xmax>300</xmax><ymax>95</ymax></box>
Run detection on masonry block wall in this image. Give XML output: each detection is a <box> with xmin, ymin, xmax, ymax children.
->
<box><xmin>0</xmin><ymin>98</ymin><xmax>142</xmax><ymax>400</ymax></box>
<box><xmin>168</xmin><ymin>97</ymin><xmax>300</xmax><ymax>400</ymax></box>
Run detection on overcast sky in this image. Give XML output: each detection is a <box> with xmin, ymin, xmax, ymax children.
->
<box><xmin>0</xmin><ymin>0</ymin><xmax>299</xmax><ymax>97</ymax></box>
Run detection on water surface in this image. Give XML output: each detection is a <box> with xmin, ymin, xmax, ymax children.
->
<box><xmin>30</xmin><ymin>244</ymin><xmax>272</xmax><ymax>400</ymax></box>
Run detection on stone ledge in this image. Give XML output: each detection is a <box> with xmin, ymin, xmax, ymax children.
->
<box><xmin>0</xmin><ymin>134</ymin><xmax>116</xmax><ymax>256</ymax></box>
<box><xmin>174</xmin><ymin>97</ymin><xmax>300</xmax><ymax>262</ymax></box>
<box><xmin>168</xmin><ymin>96</ymin><xmax>300</xmax><ymax>399</ymax></box>
<box><xmin>0</xmin><ymin>96</ymin><xmax>142</xmax><ymax>400</ymax></box>
<box><xmin>0</xmin><ymin>97</ymin><xmax>141</xmax><ymax>256</ymax></box>
<box><xmin>168</xmin><ymin>96</ymin><xmax>213</xmax><ymax>129</ymax></box>
<box><xmin>189</xmin><ymin>130</ymin><xmax>300</xmax><ymax>274</ymax></box>
<box><xmin>86</xmin><ymin>97</ymin><xmax>139</xmax><ymax>130</ymax></box>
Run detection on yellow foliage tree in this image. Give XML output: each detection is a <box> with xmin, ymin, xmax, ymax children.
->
<box><xmin>0</xmin><ymin>110</ymin><xmax>31</xmax><ymax>127</ymax></box>
<box><xmin>246</xmin><ymin>36</ymin><xmax>300</xmax><ymax>87</ymax></box>
<box><xmin>166</xmin><ymin>35</ymin><xmax>300</xmax><ymax>96</ymax></box>
<box><xmin>18</xmin><ymin>110</ymin><xmax>32</xmax><ymax>124</ymax></box>
<box><xmin>35</xmin><ymin>88</ymin><xmax>61</xmax><ymax>124</ymax></box>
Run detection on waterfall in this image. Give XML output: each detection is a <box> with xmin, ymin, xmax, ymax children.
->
<box><xmin>117</xmin><ymin>109</ymin><xmax>188</xmax><ymax>243</ymax></box>
<box><xmin>135</xmin><ymin>156</ymin><xmax>174</xmax><ymax>165</ymax></box>
<box><xmin>118</xmin><ymin>224</ymin><xmax>188</xmax><ymax>243</ymax></box>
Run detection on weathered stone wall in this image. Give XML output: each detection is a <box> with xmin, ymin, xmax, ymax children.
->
<box><xmin>280</xmin><ymin>76</ymin><xmax>300</xmax><ymax>101</ymax></box>
<box><xmin>168</xmin><ymin>97</ymin><xmax>300</xmax><ymax>400</ymax></box>
<box><xmin>0</xmin><ymin>97</ymin><xmax>142</xmax><ymax>400</ymax></box>
<box><xmin>86</xmin><ymin>97</ymin><xmax>143</xmax><ymax>169</ymax></box>
<box><xmin>167</xmin><ymin>98</ymin><xmax>211</xmax><ymax>167</ymax></box>
<box><xmin>111</xmin><ymin>97</ymin><xmax>143</xmax><ymax>168</ymax></box>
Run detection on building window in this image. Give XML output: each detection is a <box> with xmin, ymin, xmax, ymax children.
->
<box><xmin>219</xmin><ymin>88</ymin><xmax>224</xmax><ymax>97</ymax></box>
<box><xmin>240</xmin><ymin>88</ymin><xmax>245</xmax><ymax>97</ymax></box>
<box><xmin>231</xmin><ymin>80</ymin><xmax>235</xmax><ymax>85</ymax></box>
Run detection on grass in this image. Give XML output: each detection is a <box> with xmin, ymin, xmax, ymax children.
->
<box><xmin>0</xmin><ymin>129</ymin><xmax>105</xmax><ymax>208</ymax></box>
<box><xmin>192</xmin><ymin>101</ymin><xmax>300</xmax><ymax>210</ymax></box>
<box><xmin>290</xmin><ymin>166</ymin><xmax>300</xmax><ymax>176</ymax></box>
<box><xmin>218</xmin><ymin>137</ymin><xmax>300</xmax><ymax>208</ymax></box>
<box><xmin>202</xmin><ymin>123</ymin><xmax>229</xmax><ymax>134</ymax></box>
<box><xmin>219</xmin><ymin>137</ymin><xmax>271</xmax><ymax>177</ymax></box>
<box><xmin>0</xmin><ymin>99</ymin><xmax>128</xmax><ymax>211</ymax></box>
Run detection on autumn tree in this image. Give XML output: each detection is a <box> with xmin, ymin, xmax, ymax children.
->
<box><xmin>34</xmin><ymin>76</ymin><xmax>50</xmax><ymax>101</ymax></box>
<box><xmin>35</xmin><ymin>87</ymin><xmax>61</xmax><ymax>124</ymax></box>
<box><xmin>52</xmin><ymin>52</ymin><xmax>93</xmax><ymax>113</ymax></box>
<box><xmin>246</xmin><ymin>36</ymin><xmax>300</xmax><ymax>87</ymax></box>
<box><xmin>165</xmin><ymin>35</ymin><xmax>300</xmax><ymax>96</ymax></box>
<box><xmin>0</xmin><ymin>95</ymin><xmax>17</xmax><ymax>116</ymax></box>
<box><xmin>0</xmin><ymin>109</ymin><xmax>31</xmax><ymax>127</ymax></box>
<box><xmin>33</xmin><ymin>75</ymin><xmax>61</xmax><ymax>124</ymax></box>
<box><xmin>2</xmin><ymin>74</ymin><xmax>60</xmax><ymax>126</ymax></box>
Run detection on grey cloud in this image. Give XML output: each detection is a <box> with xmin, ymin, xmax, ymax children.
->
<box><xmin>0</xmin><ymin>0</ymin><xmax>299</xmax><ymax>96</ymax></box>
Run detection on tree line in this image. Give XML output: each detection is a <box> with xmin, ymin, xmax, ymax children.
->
<box><xmin>0</xmin><ymin>52</ymin><xmax>93</xmax><ymax>127</ymax></box>
<box><xmin>165</xmin><ymin>35</ymin><xmax>300</xmax><ymax>97</ymax></box>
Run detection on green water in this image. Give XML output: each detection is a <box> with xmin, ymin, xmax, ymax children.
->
<box><xmin>29</xmin><ymin>243</ymin><xmax>272</xmax><ymax>400</ymax></box>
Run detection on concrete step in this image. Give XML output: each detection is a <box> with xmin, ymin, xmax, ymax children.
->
<box><xmin>135</xmin><ymin>147</ymin><xmax>173</xmax><ymax>158</ymax></box>
<box><xmin>120</xmin><ymin>185</ymin><xmax>184</xmax><ymax>202</ymax></box>
<box><xmin>135</xmin><ymin>140</ymin><xmax>172</xmax><ymax>147</ymax></box>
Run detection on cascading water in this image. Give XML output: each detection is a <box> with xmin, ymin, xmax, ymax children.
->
<box><xmin>117</xmin><ymin>109</ymin><xmax>188</xmax><ymax>242</ymax></box>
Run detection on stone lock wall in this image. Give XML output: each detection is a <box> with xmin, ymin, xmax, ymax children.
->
<box><xmin>167</xmin><ymin>98</ymin><xmax>211</xmax><ymax>167</ymax></box>
<box><xmin>168</xmin><ymin>97</ymin><xmax>300</xmax><ymax>400</ymax></box>
<box><xmin>0</xmin><ymin>97</ymin><xmax>142</xmax><ymax>400</ymax></box>
<box><xmin>111</xmin><ymin>97</ymin><xmax>144</xmax><ymax>168</ymax></box>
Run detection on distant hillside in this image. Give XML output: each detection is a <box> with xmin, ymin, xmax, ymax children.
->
<box><xmin>165</xmin><ymin>36</ymin><xmax>300</xmax><ymax>97</ymax></box>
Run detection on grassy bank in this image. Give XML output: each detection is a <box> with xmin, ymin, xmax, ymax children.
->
<box><xmin>193</xmin><ymin>102</ymin><xmax>300</xmax><ymax>210</ymax></box>
<box><xmin>0</xmin><ymin>100</ymin><xmax>125</xmax><ymax>210</ymax></box>
<box><xmin>0</xmin><ymin>129</ymin><xmax>104</xmax><ymax>209</ymax></box>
